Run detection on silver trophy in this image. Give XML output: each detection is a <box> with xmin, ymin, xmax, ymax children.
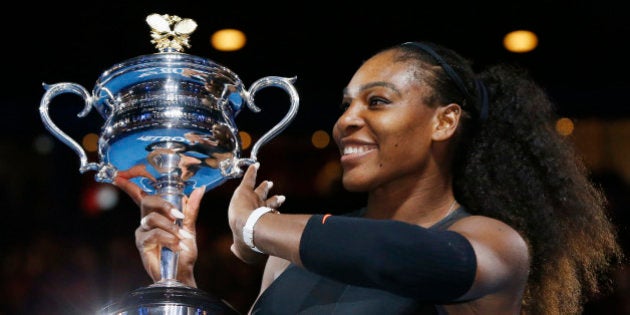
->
<box><xmin>39</xmin><ymin>13</ymin><xmax>299</xmax><ymax>314</ymax></box>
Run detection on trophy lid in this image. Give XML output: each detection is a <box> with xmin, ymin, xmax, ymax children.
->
<box><xmin>91</xmin><ymin>13</ymin><xmax>244</xmax><ymax>119</ymax></box>
<box><xmin>87</xmin><ymin>14</ymin><xmax>247</xmax><ymax>194</ymax></box>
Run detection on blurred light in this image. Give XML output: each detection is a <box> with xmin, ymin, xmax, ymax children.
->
<box><xmin>81</xmin><ymin>184</ymin><xmax>99</xmax><ymax>215</ymax></box>
<box><xmin>82</xmin><ymin>133</ymin><xmax>99</xmax><ymax>152</ymax></box>
<box><xmin>503</xmin><ymin>30</ymin><xmax>538</xmax><ymax>53</ymax></box>
<box><xmin>555</xmin><ymin>117</ymin><xmax>575</xmax><ymax>136</ymax></box>
<box><xmin>96</xmin><ymin>185</ymin><xmax>119</xmax><ymax>210</ymax></box>
<box><xmin>211</xmin><ymin>29</ymin><xmax>246</xmax><ymax>51</ymax></box>
<box><xmin>311</xmin><ymin>130</ymin><xmax>330</xmax><ymax>149</ymax></box>
<box><xmin>81</xmin><ymin>184</ymin><xmax>119</xmax><ymax>215</ymax></box>
<box><xmin>239</xmin><ymin>131</ymin><xmax>252</xmax><ymax>149</ymax></box>
<box><xmin>33</xmin><ymin>134</ymin><xmax>54</xmax><ymax>154</ymax></box>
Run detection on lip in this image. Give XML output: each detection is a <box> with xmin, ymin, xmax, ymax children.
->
<box><xmin>338</xmin><ymin>139</ymin><xmax>377</xmax><ymax>164</ymax></box>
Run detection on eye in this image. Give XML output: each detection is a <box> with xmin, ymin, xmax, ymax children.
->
<box><xmin>368</xmin><ymin>96</ymin><xmax>390</xmax><ymax>107</ymax></box>
<box><xmin>339</xmin><ymin>97</ymin><xmax>351</xmax><ymax>112</ymax></box>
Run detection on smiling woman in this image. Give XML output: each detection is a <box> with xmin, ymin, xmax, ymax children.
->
<box><xmin>2</xmin><ymin>2</ymin><xmax>629</xmax><ymax>314</ymax></box>
<box><xmin>114</xmin><ymin>39</ymin><xmax>625</xmax><ymax>315</ymax></box>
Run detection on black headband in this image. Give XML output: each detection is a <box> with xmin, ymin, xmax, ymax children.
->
<box><xmin>402</xmin><ymin>42</ymin><xmax>489</xmax><ymax>121</ymax></box>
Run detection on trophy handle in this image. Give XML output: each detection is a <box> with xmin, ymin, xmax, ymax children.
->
<box><xmin>242</xmin><ymin>76</ymin><xmax>300</xmax><ymax>164</ymax></box>
<box><xmin>39</xmin><ymin>82</ymin><xmax>101</xmax><ymax>174</ymax></box>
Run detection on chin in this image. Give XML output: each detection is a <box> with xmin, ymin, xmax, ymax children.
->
<box><xmin>342</xmin><ymin>177</ymin><xmax>370</xmax><ymax>192</ymax></box>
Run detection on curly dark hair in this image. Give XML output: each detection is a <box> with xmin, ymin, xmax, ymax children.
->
<box><xmin>391</xmin><ymin>42</ymin><xmax>623</xmax><ymax>315</ymax></box>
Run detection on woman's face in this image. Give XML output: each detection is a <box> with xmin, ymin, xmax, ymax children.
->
<box><xmin>332</xmin><ymin>49</ymin><xmax>440</xmax><ymax>192</ymax></box>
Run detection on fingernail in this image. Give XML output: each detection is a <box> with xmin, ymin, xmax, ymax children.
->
<box><xmin>178</xmin><ymin>228</ymin><xmax>194</xmax><ymax>239</ymax></box>
<box><xmin>267</xmin><ymin>181</ymin><xmax>273</xmax><ymax>189</ymax></box>
<box><xmin>171</xmin><ymin>208</ymin><xmax>185</xmax><ymax>219</ymax></box>
<box><xmin>254</xmin><ymin>162</ymin><xmax>260</xmax><ymax>170</ymax></box>
<box><xmin>140</xmin><ymin>217</ymin><xmax>149</xmax><ymax>229</ymax></box>
<box><xmin>179</xmin><ymin>241</ymin><xmax>190</xmax><ymax>252</ymax></box>
<box><xmin>277</xmin><ymin>195</ymin><xmax>286</xmax><ymax>204</ymax></box>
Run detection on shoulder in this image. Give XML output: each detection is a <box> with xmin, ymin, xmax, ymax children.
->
<box><xmin>450</xmin><ymin>214</ymin><xmax>524</xmax><ymax>241</ymax></box>
<box><xmin>448</xmin><ymin>215</ymin><xmax>530</xmax><ymax>299</ymax></box>
<box><xmin>450</xmin><ymin>215</ymin><xmax>529</xmax><ymax>267</ymax></box>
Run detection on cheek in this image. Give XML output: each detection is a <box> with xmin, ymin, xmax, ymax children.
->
<box><xmin>332</xmin><ymin>123</ymin><xmax>341</xmax><ymax>145</ymax></box>
<box><xmin>384</xmin><ymin>121</ymin><xmax>432</xmax><ymax>158</ymax></box>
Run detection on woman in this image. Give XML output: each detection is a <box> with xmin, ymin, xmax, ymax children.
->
<box><xmin>117</xmin><ymin>41</ymin><xmax>622</xmax><ymax>314</ymax></box>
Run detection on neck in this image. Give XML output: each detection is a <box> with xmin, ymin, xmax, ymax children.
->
<box><xmin>364</xmin><ymin>174</ymin><xmax>456</xmax><ymax>227</ymax></box>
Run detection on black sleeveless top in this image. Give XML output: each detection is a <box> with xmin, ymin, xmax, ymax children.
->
<box><xmin>251</xmin><ymin>207</ymin><xmax>471</xmax><ymax>315</ymax></box>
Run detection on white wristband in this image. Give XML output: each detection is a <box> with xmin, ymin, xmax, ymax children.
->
<box><xmin>243</xmin><ymin>207</ymin><xmax>275</xmax><ymax>253</ymax></box>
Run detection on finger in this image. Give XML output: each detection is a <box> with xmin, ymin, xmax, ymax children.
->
<box><xmin>141</xmin><ymin>247</ymin><xmax>161</xmax><ymax>282</ymax></box>
<box><xmin>128</xmin><ymin>164</ymin><xmax>156</xmax><ymax>181</ymax></box>
<box><xmin>148</xmin><ymin>258</ymin><xmax>161</xmax><ymax>282</ymax></box>
<box><xmin>135</xmin><ymin>223</ymin><xmax>189</xmax><ymax>255</ymax></box>
<box><xmin>118</xmin><ymin>164</ymin><xmax>156</xmax><ymax>182</ymax></box>
<box><xmin>140</xmin><ymin>209</ymin><xmax>194</xmax><ymax>245</ymax></box>
<box><xmin>141</xmin><ymin>196</ymin><xmax>185</xmax><ymax>221</ymax></box>
<box><xmin>140</xmin><ymin>212</ymin><xmax>183</xmax><ymax>236</ymax></box>
<box><xmin>140</xmin><ymin>230</ymin><xmax>180</xmax><ymax>250</ymax></box>
<box><xmin>265</xmin><ymin>195</ymin><xmax>286</xmax><ymax>209</ymax></box>
<box><xmin>239</xmin><ymin>162</ymin><xmax>260</xmax><ymax>189</ymax></box>
<box><xmin>254</xmin><ymin>180</ymin><xmax>273</xmax><ymax>201</ymax></box>
<box><xmin>183</xmin><ymin>186</ymin><xmax>205</xmax><ymax>226</ymax></box>
<box><xmin>135</xmin><ymin>227</ymin><xmax>180</xmax><ymax>281</ymax></box>
<box><xmin>114</xmin><ymin>176</ymin><xmax>146</xmax><ymax>205</ymax></box>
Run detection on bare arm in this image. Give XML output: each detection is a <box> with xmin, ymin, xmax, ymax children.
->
<box><xmin>448</xmin><ymin>216</ymin><xmax>530</xmax><ymax>301</ymax></box>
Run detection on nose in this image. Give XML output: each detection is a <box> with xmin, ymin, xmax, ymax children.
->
<box><xmin>334</xmin><ymin>101</ymin><xmax>364</xmax><ymax>134</ymax></box>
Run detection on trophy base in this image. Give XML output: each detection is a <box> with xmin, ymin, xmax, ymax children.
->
<box><xmin>98</xmin><ymin>281</ymin><xmax>241</xmax><ymax>315</ymax></box>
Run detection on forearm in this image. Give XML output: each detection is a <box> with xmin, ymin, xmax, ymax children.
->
<box><xmin>298</xmin><ymin>214</ymin><xmax>477</xmax><ymax>301</ymax></box>
<box><xmin>245</xmin><ymin>212</ymin><xmax>312</xmax><ymax>266</ymax></box>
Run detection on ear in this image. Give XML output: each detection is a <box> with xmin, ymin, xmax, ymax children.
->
<box><xmin>432</xmin><ymin>103</ymin><xmax>461</xmax><ymax>141</ymax></box>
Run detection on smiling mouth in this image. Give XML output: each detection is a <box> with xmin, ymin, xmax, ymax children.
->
<box><xmin>342</xmin><ymin>145</ymin><xmax>377</xmax><ymax>156</ymax></box>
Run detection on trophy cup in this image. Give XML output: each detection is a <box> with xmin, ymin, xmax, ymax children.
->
<box><xmin>39</xmin><ymin>13</ymin><xmax>299</xmax><ymax>314</ymax></box>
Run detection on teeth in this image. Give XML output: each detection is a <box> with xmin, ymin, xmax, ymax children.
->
<box><xmin>343</xmin><ymin>146</ymin><xmax>372</xmax><ymax>155</ymax></box>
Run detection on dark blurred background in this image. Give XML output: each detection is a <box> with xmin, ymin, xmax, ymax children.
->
<box><xmin>2</xmin><ymin>1</ymin><xmax>628</xmax><ymax>314</ymax></box>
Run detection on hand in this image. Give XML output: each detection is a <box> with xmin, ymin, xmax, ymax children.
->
<box><xmin>228</xmin><ymin>163</ymin><xmax>285</xmax><ymax>263</ymax></box>
<box><xmin>114</xmin><ymin>166</ymin><xmax>202</xmax><ymax>287</ymax></box>
<box><xmin>114</xmin><ymin>164</ymin><xmax>155</xmax><ymax>205</ymax></box>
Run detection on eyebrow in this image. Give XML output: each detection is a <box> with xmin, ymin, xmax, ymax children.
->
<box><xmin>342</xmin><ymin>81</ymin><xmax>401</xmax><ymax>97</ymax></box>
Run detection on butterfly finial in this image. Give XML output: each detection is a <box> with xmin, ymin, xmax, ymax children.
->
<box><xmin>146</xmin><ymin>13</ymin><xmax>198</xmax><ymax>52</ymax></box>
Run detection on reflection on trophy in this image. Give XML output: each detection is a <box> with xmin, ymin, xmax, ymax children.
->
<box><xmin>39</xmin><ymin>13</ymin><xmax>299</xmax><ymax>315</ymax></box>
